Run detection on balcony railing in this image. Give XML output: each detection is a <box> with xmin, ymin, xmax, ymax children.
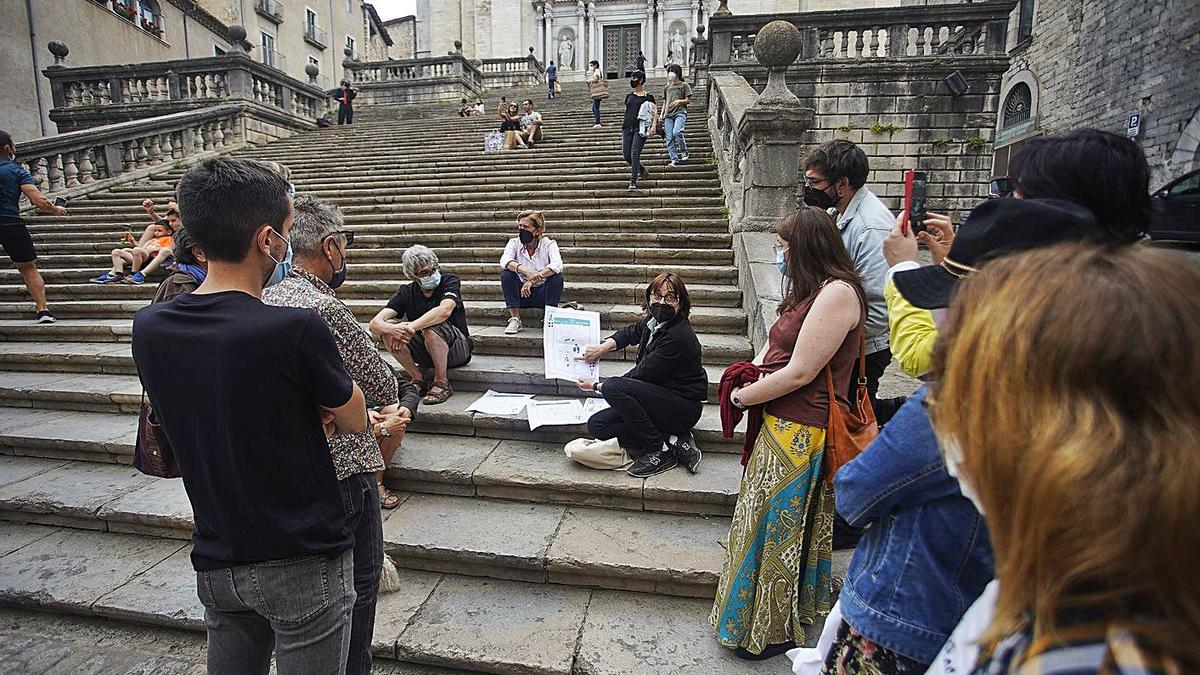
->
<box><xmin>259</xmin><ymin>48</ymin><xmax>287</xmax><ymax>72</ymax></box>
<box><xmin>478</xmin><ymin>56</ymin><xmax>546</xmax><ymax>88</ymax></box>
<box><xmin>255</xmin><ymin>0</ymin><xmax>284</xmax><ymax>24</ymax></box>
<box><xmin>304</xmin><ymin>24</ymin><xmax>328</xmax><ymax>49</ymax></box>
<box><xmin>342</xmin><ymin>54</ymin><xmax>485</xmax><ymax>104</ymax></box>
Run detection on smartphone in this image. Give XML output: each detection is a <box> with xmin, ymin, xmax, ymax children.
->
<box><xmin>904</xmin><ymin>169</ymin><xmax>928</xmax><ymax>235</ymax></box>
<box><xmin>53</xmin><ymin>196</ymin><xmax>68</xmax><ymax>207</ymax></box>
<box><xmin>988</xmin><ymin>176</ymin><xmax>1012</xmax><ymax>199</ymax></box>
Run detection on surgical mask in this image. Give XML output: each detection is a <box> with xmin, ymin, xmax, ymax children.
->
<box><xmin>803</xmin><ymin>184</ymin><xmax>838</xmax><ymax>210</ymax></box>
<box><xmin>775</xmin><ymin>248</ymin><xmax>788</xmax><ymax>276</ymax></box>
<box><xmin>667</xmin><ymin>71</ymin><xmax>678</xmax><ymax>82</ymax></box>
<box><xmin>518</xmin><ymin>228</ymin><xmax>535</xmax><ymax>245</ymax></box>
<box><xmin>327</xmin><ymin>246</ymin><xmax>347</xmax><ymax>289</ymax></box>
<box><xmin>648</xmin><ymin>303</ymin><xmax>676</xmax><ymax>323</ymax></box>
<box><xmin>938</xmin><ymin>433</ymin><xmax>985</xmax><ymax>514</ymax></box>
<box><xmin>263</xmin><ymin>229</ymin><xmax>292</xmax><ymax>288</ymax></box>
<box><xmin>418</xmin><ymin>270</ymin><xmax>441</xmax><ymax>290</ymax></box>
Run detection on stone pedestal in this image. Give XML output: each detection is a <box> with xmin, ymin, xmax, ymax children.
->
<box><xmin>733</xmin><ymin>106</ymin><xmax>813</xmax><ymax>233</ymax></box>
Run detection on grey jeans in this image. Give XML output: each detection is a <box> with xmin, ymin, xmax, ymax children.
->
<box><xmin>197</xmin><ymin>549</ymin><xmax>356</xmax><ymax>675</ymax></box>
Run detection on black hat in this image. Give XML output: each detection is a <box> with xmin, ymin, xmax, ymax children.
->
<box><xmin>893</xmin><ymin>198</ymin><xmax>1099</xmax><ymax>309</ymax></box>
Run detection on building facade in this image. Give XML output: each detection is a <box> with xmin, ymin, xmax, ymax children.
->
<box><xmin>1</xmin><ymin>0</ymin><xmax>394</xmax><ymax>141</ymax></box>
<box><xmin>992</xmin><ymin>0</ymin><xmax>1200</xmax><ymax>186</ymax></box>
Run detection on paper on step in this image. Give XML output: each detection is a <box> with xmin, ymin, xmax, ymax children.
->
<box><xmin>465</xmin><ymin>390</ymin><xmax>535</xmax><ymax>416</ymax></box>
<box><xmin>526</xmin><ymin>397</ymin><xmax>610</xmax><ymax>430</ymax></box>
<box><xmin>582</xmin><ymin>398</ymin><xmax>610</xmax><ymax>416</ymax></box>
<box><xmin>544</xmin><ymin>306</ymin><xmax>601</xmax><ymax>383</ymax></box>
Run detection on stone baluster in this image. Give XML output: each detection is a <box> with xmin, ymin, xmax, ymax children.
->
<box><xmin>136</xmin><ymin>138</ymin><xmax>150</xmax><ymax>166</ymax></box>
<box><xmin>868</xmin><ymin>28</ymin><xmax>880</xmax><ymax>57</ymax></box>
<box><xmin>914</xmin><ymin>26</ymin><xmax>927</xmax><ymax>56</ymax></box>
<box><xmin>64</xmin><ymin>152</ymin><xmax>80</xmax><ymax>188</ymax></box>
<box><xmin>930</xmin><ymin>25</ymin><xmax>943</xmax><ymax>52</ymax></box>
<box><xmin>46</xmin><ymin>155</ymin><xmax>64</xmax><ymax>193</ymax></box>
<box><xmin>854</xmin><ymin>30</ymin><xmax>865</xmax><ymax>58</ymax></box>
<box><xmin>78</xmin><ymin>149</ymin><xmax>96</xmax><ymax>184</ymax></box>
<box><xmin>149</xmin><ymin>134</ymin><xmax>163</xmax><ymax>164</ymax></box>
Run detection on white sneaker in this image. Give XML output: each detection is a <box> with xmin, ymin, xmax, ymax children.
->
<box><xmin>592</xmin><ymin>123</ymin><xmax>602</xmax><ymax>128</ymax></box>
<box><xmin>669</xmin><ymin>160</ymin><xmax>678</xmax><ymax>167</ymax></box>
<box><xmin>627</xmin><ymin>183</ymin><xmax>637</xmax><ymax>191</ymax></box>
<box><xmin>504</xmin><ymin>317</ymin><xmax>522</xmax><ymax>335</ymax></box>
<box><xmin>681</xmin><ymin>153</ymin><xmax>689</xmax><ymax>162</ymax></box>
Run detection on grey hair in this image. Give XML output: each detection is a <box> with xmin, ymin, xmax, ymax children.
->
<box><xmin>259</xmin><ymin>160</ymin><xmax>292</xmax><ymax>181</ymax></box>
<box><xmin>402</xmin><ymin>244</ymin><xmax>440</xmax><ymax>280</ymax></box>
<box><xmin>289</xmin><ymin>194</ymin><xmax>344</xmax><ymax>258</ymax></box>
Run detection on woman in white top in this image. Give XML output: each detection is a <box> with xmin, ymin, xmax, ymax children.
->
<box><xmin>500</xmin><ymin>210</ymin><xmax>565</xmax><ymax>334</ymax></box>
<box><xmin>588</xmin><ymin>60</ymin><xmax>605</xmax><ymax>128</ymax></box>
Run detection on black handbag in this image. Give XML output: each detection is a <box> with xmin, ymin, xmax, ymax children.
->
<box><xmin>134</xmin><ymin>392</ymin><xmax>181</xmax><ymax>478</ymax></box>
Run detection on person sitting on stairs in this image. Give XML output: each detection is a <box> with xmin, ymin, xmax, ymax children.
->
<box><xmin>500</xmin><ymin>209</ymin><xmax>564</xmax><ymax>334</ymax></box>
<box><xmin>519</xmin><ymin>99</ymin><xmax>544</xmax><ymax>147</ymax></box>
<box><xmin>91</xmin><ymin>217</ymin><xmax>177</xmax><ymax>285</ymax></box>
<box><xmin>576</xmin><ymin>272</ymin><xmax>706</xmax><ymax>479</ymax></box>
<box><xmin>371</xmin><ymin>244</ymin><xmax>473</xmax><ymax>406</ymax></box>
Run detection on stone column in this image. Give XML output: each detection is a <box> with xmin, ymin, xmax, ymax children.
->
<box><xmin>656</xmin><ymin>1</ymin><xmax>667</xmax><ymax>69</ymax></box>
<box><xmin>545</xmin><ymin>4</ymin><xmax>555</xmax><ymax>66</ymax></box>
<box><xmin>576</xmin><ymin>0</ymin><xmax>585</xmax><ymax>72</ymax></box>
<box><xmin>538</xmin><ymin>4</ymin><xmax>547</xmax><ymax>63</ymax></box>
<box><xmin>586</xmin><ymin>2</ymin><xmax>596</xmax><ymax>66</ymax></box>
<box><xmin>735</xmin><ymin>20</ymin><xmax>810</xmax><ymax>233</ymax></box>
<box><xmin>642</xmin><ymin>2</ymin><xmax>650</xmax><ymax>67</ymax></box>
<box><xmin>590</xmin><ymin>3</ymin><xmax>601</xmax><ymax>65</ymax></box>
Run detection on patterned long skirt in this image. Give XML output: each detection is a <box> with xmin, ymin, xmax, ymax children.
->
<box><xmin>710</xmin><ymin>413</ymin><xmax>835</xmax><ymax>655</ymax></box>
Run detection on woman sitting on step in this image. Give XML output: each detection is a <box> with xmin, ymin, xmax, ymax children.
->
<box><xmin>576</xmin><ymin>272</ymin><xmax>707</xmax><ymax>479</ymax></box>
<box><xmin>710</xmin><ymin>206</ymin><xmax>866</xmax><ymax>660</ymax></box>
<box><xmin>500</xmin><ymin>210</ymin><xmax>564</xmax><ymax>334</ymax></box>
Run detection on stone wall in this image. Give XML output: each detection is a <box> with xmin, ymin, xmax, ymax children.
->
<box><xmin>384</xmin><ymin>16</ymin><xmax>418</xmax><ymax>59</ymax></box>
<box><xmin>996</xmin><ymin>0</ymin><xmax>1200</xmax><ymax>186</ymax></box>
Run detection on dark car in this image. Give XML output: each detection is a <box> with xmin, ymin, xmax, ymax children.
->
<box><xmin>1150</xmin><ymin>169</ymin><xmax>1200</xmax><ymax>244</ymax></box>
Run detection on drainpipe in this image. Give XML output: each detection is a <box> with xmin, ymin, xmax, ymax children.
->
<box><xmin>182</xmin><ymin>2</ymin><xmax>192</xmax><ymax>58</ymax></box>
<box><xmin>24</xmin><ymin>0</ymin><xmax>48</xmax><ymax>137</ymax></box>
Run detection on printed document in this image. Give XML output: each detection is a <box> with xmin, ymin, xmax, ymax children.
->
<box><xmin>465</xmin><ymin>390</ymin><xmax>535</xmax><ymax>416</ymax></box>
<box><xmin>543</xmin><ymin>306</ymin><xmax>601</xmax><ymax>383</ymax></box>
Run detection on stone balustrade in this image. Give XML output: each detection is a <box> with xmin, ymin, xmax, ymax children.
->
<box><xmin>43</xmin><ymin>52</ymin><xmax>329</xmax><ymax>133</ymax></box>
<box><xmin>342</xmin><ymin>54</ymin><xmax>486</xmax><ymax>105</ymax></box>
<box><xmin>478</xmin><ymin>57</ymin><xmax>546</xmax><ymax>90</ymax></box>
<box><xmin>16</xmin><ymin>103</ymin><xmax>306</xmax><ymax>201</ymax></box>
<box><xmin>708</xmin><ymin>0</ymin><xmax>1015</xmax><ymax>66</ymax></box>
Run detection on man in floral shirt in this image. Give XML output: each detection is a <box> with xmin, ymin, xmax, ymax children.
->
<box><xmin>262</xmin><ymin>194</ymin><xmax>418</xmax><ymax>675</ymax></box>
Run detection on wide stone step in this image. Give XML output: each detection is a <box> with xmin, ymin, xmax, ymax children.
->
<box><xmin>0</xmin><ymin>457</ymin><xmax>729</xmax><ymax>596</ymax></box>
<box><xmin>0</xmin><ymin>522</ymin><xmax>779</xmax><ymax>675</ymax></box>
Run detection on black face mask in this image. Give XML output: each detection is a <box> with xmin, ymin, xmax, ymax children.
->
<box><xmin>649</xmin><ymin>303</ymin><xmax>676</xmax><ymax>323</ymax></box>
<box><xmin>803</xmin><ymin>184</ymin><xmax>838</xmax><ymax>209</ymax></box>
<box><xmin>327</xmin><ymin>247</ymin><xmax>347</xmax><ymax>289</ymax></box>
<box><xmin>518</xmin><ymin>228</ymin><xmax>535</xmax><ymax>245</ymax></box>
<box><xmin>630</xmin><ymin>79</ymin><xmax>642</xmax><ymax>89</ymax></box>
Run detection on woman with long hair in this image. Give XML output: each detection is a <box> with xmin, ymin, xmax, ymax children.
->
<box><xmin>711</xmin><ymin>206</ymin><xmax>866</xmax><ymax>659</ymax></box>
<box><xmin>929</xmin><ymin>244</ymin><xmax>1200</xmax><ymax>673</ymax></box>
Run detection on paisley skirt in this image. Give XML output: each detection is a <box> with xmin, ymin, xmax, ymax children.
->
<box><xmin>710</xmin><ymin>412</ymin><xmax>835</xmax><ymax>655</ymax></box>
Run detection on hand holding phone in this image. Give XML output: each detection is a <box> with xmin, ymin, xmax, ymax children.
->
<box><xmin>53</xmin><ymin>196</ymin><xmax>68</xmax><ymax>207</ymax></box>
<box><xmin>903</xmin><ymin>169</ymin><xmax>928</xmax><ymax>235</ymax></box>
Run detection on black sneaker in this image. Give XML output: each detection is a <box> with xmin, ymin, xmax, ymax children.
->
<box><xmin>35</xmin><ymin>310</ymin><xmax>56</xmax><ymax>324</ymax></box>
<box><xmin>627</xmin><ymin>449</ymin><xmax>679</xmax><ymax>478</ymax></box>
<box><xmin>669</xmin><ymin>431</ymin><xmax>702</xmax><ymax>473</ymax></box>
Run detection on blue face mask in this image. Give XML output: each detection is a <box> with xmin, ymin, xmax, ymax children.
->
<box><xmin>775</xmin><ymin>248</ymin><xmax>788</xmax><ymax>276</ymax></box>
<box><xmin>264</xmin><ymin>229</ymin><xmax>293</xmax><ymax>288</ymax></box>
<box><xmin>418</xmin><ymin>270</ymin><xmax>441</xmax><ymax>290</ymax></box>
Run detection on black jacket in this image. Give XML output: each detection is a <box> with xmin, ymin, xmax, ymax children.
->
<box><xmin>608</xmin><ymin>315</ymin><xmax>707</xmax><ymax>401</ymax></box>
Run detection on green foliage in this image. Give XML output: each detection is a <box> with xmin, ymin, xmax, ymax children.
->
<box><xmin>720</xmin><ymin>206</ymin><xmax>730</xmax><ymax>219</ymax></box>
<box><xmin>869</xmin><ymin>122</ymin><xmax>904</xmax><ymax>136</ymax></box>
<box><xmin>705</xmin><ymin>153</ymin><xmax>717</xmax><ymax>166</ymax></box>
<box><xmin>965</xmin><ymin>135</ymin><xmax>988</xmax><ymax>152</ymax></box>
<box><xmin>930</xmin><ymin>138</ymin><xmax>952</xmax><ymax>149</ymax></box>
<box><xmin>835</xmin><ymin>123</ymin><xmax>855</xmax><ymax>134</ymax></box>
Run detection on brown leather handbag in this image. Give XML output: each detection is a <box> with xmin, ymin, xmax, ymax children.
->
<box><xmin>822</xmin><ymin>334</ymin><xmax>878</xmax><ymax>485</ymax></box>
<box><xmin>134</xmin><ymin>392</ymin><xmax>181</xmax><ymax>478</ymax></box>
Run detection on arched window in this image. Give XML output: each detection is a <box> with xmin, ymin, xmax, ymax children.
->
<box><xmin>1002</xmin><ymin>83</ymin><xmax>1032</xmax><ymax>129</ymax></box>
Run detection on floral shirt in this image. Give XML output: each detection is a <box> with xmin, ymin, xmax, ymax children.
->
<box><xmin>263</xmin><ymin>267</ymin><xmax>396</xmax><ymax>480</ymax></box>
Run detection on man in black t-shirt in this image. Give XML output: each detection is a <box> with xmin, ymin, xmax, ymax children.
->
<box><xmin>622</xmin><ymin>70</ymin><xmax>655</xmax><ymax>191</ymax></box>
<box><xmin>132</xmin><ymin>157</ymin><xmax>368</xmax><ymax>674</ymax></box>
<box><xmin>370</xmin><ymin>244</ymin><xmax>472</xmax><ymax>406</ymax></box>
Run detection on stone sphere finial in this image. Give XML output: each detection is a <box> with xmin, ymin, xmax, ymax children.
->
<box><xmin>304</xmin><ymin>63</ymin><xmax>319</xmax><ymax>79</ymax></box>
<box><xmin>47</xmin><ymin>40</ymin><xmax>69</xmax><ymax>66</ymax></box>
<box><xmin>228</xmin><ymin>24</ymin><xmax>247</xmax><ymax>44</ymax></box>
<box><xmin>529</xmin><ymin>46</ymin><xmax>535</xmax><ymax>54</ymax></box>
<box><xmin>344</xmin><ymin>46</ymin><xmax>354</xmax><ymax>58</ymax></box>
<box><xmin>753</xmin><ymin>20</ymin><xmax>801</xmax><ymax>69</ymax></box>
<box><xmin>713</xmin><ymin>0</ymin><xmax>731</xmax><ymax>16</ymax></box>
<box><xmin>696</xmin><ymin>25</ymin><xmax>706</xmax><ymax>37</ymax></box>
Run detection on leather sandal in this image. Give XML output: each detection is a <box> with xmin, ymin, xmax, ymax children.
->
<box><xmin>421</xmin><ymin>380</ymin><xmax>453</xmax><ymax>405</ymax></box>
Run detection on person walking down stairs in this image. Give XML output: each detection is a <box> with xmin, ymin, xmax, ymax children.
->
<box><xmin>576</xmin><ymin>272</ymin><xmax>706</xmax><ymax>478</ymax></box>
<box><xmin>587</xmin><ymin>60</ymin><xmax>607</xmax><ymax>127</ymax></box>
<box><xmin>622</xmin><ymin>71</ymin><xmax>655</xmax><ymax>191</ymax></box>
<box><xmin>0</xmin><ymin>129</ymin><xmax>67</xmax><ymax>324</ymax></box>
<box><xmin>501</xmin><ymin>210</ymin><xmax>564</xmax><ymax>334</ymax></box>
<box><xmin>660</xmin><ymin>64</ymin><xmax>692</xmax><ymax>167</ymax></box>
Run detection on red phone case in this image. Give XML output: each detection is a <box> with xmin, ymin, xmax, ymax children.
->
<box><xmin>902</xmin><ymin>169</ymin><xmax>916</xmax><ymax>236</ymax></box>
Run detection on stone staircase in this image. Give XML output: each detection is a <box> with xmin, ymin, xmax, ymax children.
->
<box><xmin>0</xmin><ymin>81</ymin><xmax>798</xmax><ymax>673</ymax></box>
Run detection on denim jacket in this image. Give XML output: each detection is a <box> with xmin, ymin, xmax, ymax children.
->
<box><xmin>834</xmin><ymin>387</ymin><xmax>994</xmax><ymax>664</ymax></box>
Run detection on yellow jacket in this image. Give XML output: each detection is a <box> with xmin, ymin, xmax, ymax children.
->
<box><xmin>884</xmin><ymin>277</ymin><xmax>938</xmax><ymax>378</ymax></box>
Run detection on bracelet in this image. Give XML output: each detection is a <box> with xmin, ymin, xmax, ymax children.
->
<box><xmin>592</xmin><ymin>381</ymin><xmax>601</xmax><ymax>393</ymax></box>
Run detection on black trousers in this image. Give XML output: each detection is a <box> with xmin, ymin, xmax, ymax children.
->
<box><xmin>338</xmin><ymin>105</ymin><xmax>354</xmax><ymax>125</ymax></box>
<box><xmin>621</xmin><ymin>129</ymin><xmax>648</xmax><ymax>186</ymax></box>
<box><xmin>587</xmin><ymin>376</ymin><xmax>702</xmax><ymax>458</ymax></box>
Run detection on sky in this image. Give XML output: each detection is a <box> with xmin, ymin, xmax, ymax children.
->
<box><xmin>371</xmin><ymin>0</ymin><xmax>418</xmax><ymax>21</ymax></box>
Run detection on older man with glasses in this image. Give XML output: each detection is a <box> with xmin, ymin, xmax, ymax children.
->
<box><xmin>262</xmin><ymin>194</ymin><xmax>417</xmax><ymax>675</ymax></box>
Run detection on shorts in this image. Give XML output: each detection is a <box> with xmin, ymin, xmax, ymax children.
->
<box><xmin>407</xmin><ymin>321</ymin><xmax>472</xmax><ymax>370</ymax></box>
<box><xmin>0</xmin><ymin>222</ymin><xmax>37</xmax><ymax>264</ymax></box>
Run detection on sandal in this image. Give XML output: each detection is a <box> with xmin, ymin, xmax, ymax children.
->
<box><xmin>421</xmin><ymin>380</ymin><xmax>453</xmax><ymax>405</ymax></box>
<box><xmin>378</xmin><ymin>483</ymin><xmax>401</xmax><ymax>510</ymax></box>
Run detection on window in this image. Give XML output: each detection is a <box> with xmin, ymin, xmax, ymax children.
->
<box><xmin>345</xmin><ymin>35</ymin><xmax>356</xmax><ymax>56</ymax></box>
<box><xmin>1002</xmin><ymin>83</ymin><xmax>1032</xmax><ymax>129</ymax></box>
<box><xmin>1016</xmin><ymin>0</ymin><xmax>1034</xmax><ymax>45</ymax></box>
<box><xmin>261</xmin><ymin>31</ymin><xmax>279</xmax><ymax>67</ymax></box>
<box><xmin>138</xmin><ymin>0</ymin><xmax>158</xmax><ymax>23</ymax></box>
<box><xmin>306</xmin><ymin>8</ymin><xmax>318</xmax><ymax>29</ymax></box>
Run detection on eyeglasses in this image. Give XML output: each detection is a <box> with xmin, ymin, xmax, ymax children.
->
<box><xmin>803</xmin><ymin>176</ymin><xmax>831</xmax><ymax>188</ymax></box>
<box><xmin>650</xmin><ymin>292</ymin><xmax>679</xmax><ymax>304</ymax></box>
<box><xmin>333</xmin><ymin>230</ymin><xmax>354</xmax><ymax>246</ymax></box>
<box><xmin>772</xmin><ymin>243</ymin><xmax>790</xmax><ymax>255</ymax></box>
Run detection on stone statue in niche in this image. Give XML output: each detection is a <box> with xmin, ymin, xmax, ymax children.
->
<box><xmin>558</xmin><ymin>35</ymin><xmax>575</xmax><ymax>70</ymax></box>
<box><xmin>669</xmin><ymin>28</ymin><xmax>687</xmax><ymax>65</ymax></box>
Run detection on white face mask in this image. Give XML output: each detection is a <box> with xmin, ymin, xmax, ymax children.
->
<box><xmin>938</xmin><ymin>433</ymin><xmax>985</xmax><ymax>515</ymax></box>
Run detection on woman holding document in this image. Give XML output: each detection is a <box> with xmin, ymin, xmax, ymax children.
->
<box><xmin>576</xmin><ymin>272</ymin><xmax>707</xmax><ymax>478</ymax></box>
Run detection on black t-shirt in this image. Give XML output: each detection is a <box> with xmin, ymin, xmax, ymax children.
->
<box><xmin>623</xmin><ymin>92</ymin><xmax>651</xmax><ymax>131</ymax></box>
<box><xmin>131</xmin><ymin>291</ymin><xmax>355</xmax><ymax>571</ymax></box>
<box><xmin>385</xmin><ymin>273</ymin><xmax>470</xmax><ymax>338</ymax></box>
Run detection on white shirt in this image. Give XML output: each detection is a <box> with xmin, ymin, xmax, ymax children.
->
<box><xmin>500</xmin><ymin>236</ymin><xmax>563</xmax><ymax>282</ymax></box>
<box><xmin>520</xmin><ymin>111</ymin><xmax>542</xmax><ymax>129</ymax></box>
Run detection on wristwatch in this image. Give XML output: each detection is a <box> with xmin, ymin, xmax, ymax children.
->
<box><xmin>731</xmin><ymin>390</ymin><xmax>745</xmax><ymax>410</ymax></box>
<box><xmin>592</xmin><ymin>381</ymin><xmax>602</xmax><ymax>393</ymax></box>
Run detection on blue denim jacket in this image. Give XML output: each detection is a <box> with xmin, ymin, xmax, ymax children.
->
<box><xmin>834</xmin><ymin>387</ymin><xmax>994</xmax><ymax>664</ymax></box>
